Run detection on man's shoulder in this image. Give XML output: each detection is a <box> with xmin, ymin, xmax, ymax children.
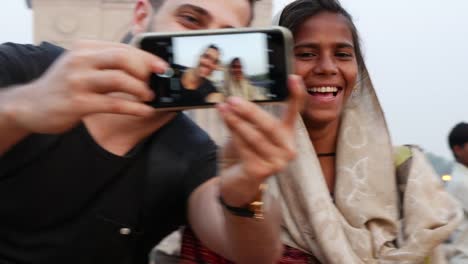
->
<box><xmin>0</xmin><ymin>42</ymin><xmax>65</xmax><ymax>64</ymax></box>
<box><xmin>0</xmin><ymin>42</ymin><xmax>65</xmax><ymax>86</ymax></box>
<box><xmin>453</xmin><ymin>162</ymin><xmax>468</xmax><ymax>178</ymax></box>
<box><xmin>1</xmin><ymin>41</ymin><xmax>63</xmax><ymax>53</ymax></box>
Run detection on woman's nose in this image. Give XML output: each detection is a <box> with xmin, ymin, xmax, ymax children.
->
<box><xmin>313</xmin><ymin>56</ymin><xmax>338</xmax><ymax>75</ymax></box>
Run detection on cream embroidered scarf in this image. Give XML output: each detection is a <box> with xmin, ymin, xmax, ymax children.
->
<box><xmin>221</xmin><ymin>67</ymin><xmax>268</xmax><ymax>101</ymax></box>
<box><xmin>268</xmin><ymin>67</ymin><xmax>462</xmax><ymax>263</ymax></box>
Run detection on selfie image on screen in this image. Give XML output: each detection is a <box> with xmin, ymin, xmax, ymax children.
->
<box><xmin>149</xmin><ymin>32</ymin><xmax>277</xmax><ymax>107</ymax></box>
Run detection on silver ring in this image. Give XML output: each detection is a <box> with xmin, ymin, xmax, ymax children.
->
<box><xmin>157</xmin><ymin>67</ymin><xmax>174</xmax><ymax>78</ymax></box>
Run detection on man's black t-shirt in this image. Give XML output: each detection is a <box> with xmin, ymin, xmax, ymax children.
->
<box><xmin>0</xmin><ymin>43</ymin><xmax>218</xmax><ymax>264</ymax></box>
<box><xmin>179</xmin><ymin>77</ymin><xmax>218</xmax><ymax>104</ymax></box>
<box><xmin>153</xmin><ymin>64</ymin><xmax>218</xmax><ymax>106</ymax></box>
<box><xmin>0</xmin><ymin>42</ymin><xmax>63</xmax><ymax>87</ymax></box>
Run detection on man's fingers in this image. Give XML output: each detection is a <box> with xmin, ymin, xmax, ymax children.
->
<box><xmin>69</xmin><ymin>44</ymin><xmax>167</xmax><ymax>81</ymax></box>
<box><xmin>71</xmin><ymin>39</ymin><xmax>132</xmax><ymax>51</ymax></box>
<box><xmin>86</xmin><ymin>70</ymin><xmax>154</xmax><ymax>101</ymax></box>
<box><xmin>82</xmin><ymin>94</ymin><xmax>155</xmax><ymax>117</ymax></box>
<box><xmin>92</xmin><ymin>48</ymin><xmax>167</xmax><ymax>79</ymax></box>
<box><xmin>282</xmin><ymin>75</ymin><xmax>306</xmax><ymax>130</ymax></box>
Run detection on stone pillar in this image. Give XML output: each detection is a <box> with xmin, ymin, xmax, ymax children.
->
<box><xmin>253</xmin><ymin>0</ymin><xmax>273</xmax><ymax>27</ymax></box>
<box><xmin>28</xmin><ymin>0</ymin><xmax>272</xmax><ymax>48</ymax></box>
<box><xmin>29</xmin><ymin>0</ymin><xmax>134</xmax><ymax>48</ymax></box>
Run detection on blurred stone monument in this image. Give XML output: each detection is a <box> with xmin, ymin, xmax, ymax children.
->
<box><xmin>26</xmin><ymin>0</ymin><xmax>273</xmax><ymax>48</ymax></box>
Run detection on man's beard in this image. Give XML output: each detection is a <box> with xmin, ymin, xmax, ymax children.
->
<box><xmin>146</xmin><ymin>15</ymin><xmax>156</xmax><ymax>32</ymax></box>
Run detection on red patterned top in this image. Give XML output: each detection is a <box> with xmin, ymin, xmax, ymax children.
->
<box><xmin>180</xmin><ymin>228</ymin><xmax>320</xmax><ymax>264</ymax></box>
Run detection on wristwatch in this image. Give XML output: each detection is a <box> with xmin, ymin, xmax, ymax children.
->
<box><xmin>219</xmin><ymin>183</ymin><xmax>267</xmax><ymax>220</ymax></box>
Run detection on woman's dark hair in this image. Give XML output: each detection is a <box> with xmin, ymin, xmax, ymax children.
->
<box><xmin>229</xmin><ymin>57</ymin><xmax>241</xmax><ymax>68</ymax></box>
<box><xmin>279</xmin><ymin>0</ymin><xmax>365</xmax><ymax>72</ymax></box>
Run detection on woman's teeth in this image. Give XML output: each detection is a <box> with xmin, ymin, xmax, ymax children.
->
<box><xmin>307</xmin><ymin>86</ymin><xmax>339</xmax><ymax>93</ymax></box>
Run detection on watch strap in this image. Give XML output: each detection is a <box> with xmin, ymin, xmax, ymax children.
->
<box><xmin>218</xmin><ymin>183</ymin><xmax>267</xmax><ymax>219</ymax></box>
<box><xmin>219</xmin><ymin>196</ymin><xmax>255</xmax><ymax>218</ymax></box>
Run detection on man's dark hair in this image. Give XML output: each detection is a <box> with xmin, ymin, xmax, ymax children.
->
<box><xmin>122</xmin><ymin>1</ymin><xmax>257</xmax><ymax>43</ymax></box>
<box><xmin>201</xmin><ymin>44</ymin><xmax>221</xmax><ymax>64</ymax></box>
<box><xmin>449</xmin><ymin>122</ymin><xmax>468</xmax><ymax>159</ymax></box>
<box><xmin>149</xmin><ymin>0</ymin><xmax>257</xmax><ymax>24</ymax></box>
<box><xmin>278</xmin><ymin>0</ymin><xmax>365</xmax><ymax>73</ymax></box>
<box><xmin>206</xmin><ymin>44</ymin><xmax>219</xmax><ymax>52</ymax></box>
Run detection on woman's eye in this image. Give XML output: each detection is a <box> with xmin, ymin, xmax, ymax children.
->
<box><xmin>295</xmin><ymin>52</ymin><xmax>316</xmax><ymax>59</ymax></box>
<box><xmin>336</xmin><ymin>52</ymin><xmax>353</xmax><ymax>58</ymax></box>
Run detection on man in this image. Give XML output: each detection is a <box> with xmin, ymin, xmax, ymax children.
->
<box><xmin>160</xmin><ymin>44</ymin><xmax>224</xmax><ymax>104</ymax></box>
<box><xmin>446</xmin><ymin>122</ymin><xmax>468</xmax><ymax>263</ymax></box>
<box><xmin>0</xmin><ymin>0</ymin><xmax>305</xmax><ymax>263</ymax></box>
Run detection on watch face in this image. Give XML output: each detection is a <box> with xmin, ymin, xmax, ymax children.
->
<box><xmin>248</xmin><ymin>201</ymin><xmax>264</xmax><ymax>220</ymax></box>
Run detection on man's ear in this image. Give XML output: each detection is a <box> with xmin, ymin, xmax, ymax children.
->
<box><xmin>132</xmin><ymin>0</ymin><xmax>153</xmax><ymax>35</ymax></box>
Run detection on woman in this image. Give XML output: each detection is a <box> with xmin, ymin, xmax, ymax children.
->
<box><xmin>182</xmin><ymin>0</ymin><xmax>462</xmax><ymax>263</ymax></box>
<box><xmin>223</xmin><ymin>57</ymin><xmax>268</xmax><ymax>101</ymax></box>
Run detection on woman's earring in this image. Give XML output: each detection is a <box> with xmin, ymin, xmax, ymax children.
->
<box><xmin>351</xmin><ymin>85</ymin><xmax>360</xmax><ymax>98</ymax></box>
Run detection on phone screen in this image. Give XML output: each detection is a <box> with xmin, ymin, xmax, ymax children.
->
<box><xmin>140</xmin><ymin>29</ymin><xmax>289</xmax><ymax>109</ymax></box>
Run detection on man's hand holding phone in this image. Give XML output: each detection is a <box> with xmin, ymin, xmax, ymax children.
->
<box><xmin>1</xmin><ymin>40</ymin><xmax>167</xmax><ymax>135</ymax></box>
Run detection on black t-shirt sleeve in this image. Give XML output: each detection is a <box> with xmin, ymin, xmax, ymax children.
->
<box><xmin>0</xmin><ymin>42</ymin><xmax>65</xmax><ymax>88</ymax></box>
<box><xmin>0</xmin><ymin>42</ymin><xmax>65</xmax><ymax>176</ymax></box>
<box><xmin>182</xmin><ymin>135</ymin><xmax>217</xmax><ymax>200</ymax></box>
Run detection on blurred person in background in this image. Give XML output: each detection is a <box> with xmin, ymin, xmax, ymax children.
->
<box><xmin>445</xmin><ymin>122</ymin><xmax>468</xmax><ymax>263</ymax></box>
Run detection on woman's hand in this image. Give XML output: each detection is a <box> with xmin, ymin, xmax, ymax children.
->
<box><xmin>217</xmin><ymin>75</ymin><xmax>305</xmax><ymax>207</ymax></box>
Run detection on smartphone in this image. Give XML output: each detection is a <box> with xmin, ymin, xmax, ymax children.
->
<box><xmin>132</xmin><ymin>27</ymin><xmax>293</xmax><ymax>111</ymax></box>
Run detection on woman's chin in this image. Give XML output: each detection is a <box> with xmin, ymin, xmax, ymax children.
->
<box><xmin>302</xmin><ymin>109</ymin><xmax>341</xmax><ymax>127</ymax></box>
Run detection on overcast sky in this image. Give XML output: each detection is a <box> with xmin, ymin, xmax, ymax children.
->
<box><xmin>173</xmin><ymin>33</ymin><xmax>268</xmax><ymax>75</ymax></box>
<box><xmin>1</xmin><ymin>0</ymin><xmax>467</xmax><ymax>160</ymax></box>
